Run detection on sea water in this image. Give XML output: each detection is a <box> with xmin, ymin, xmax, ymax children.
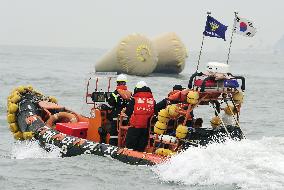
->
<box><xmin>0</xmin><ymin>45</ymin><xmax>283</xmax><ymax>190</ymax></box>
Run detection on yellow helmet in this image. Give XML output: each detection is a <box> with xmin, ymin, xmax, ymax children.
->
<box><xmin>187</xmin><ymin>91</ymin><xmax>199</xmax><ymax>105</ymax></box>
<box><xmin>233</xmin><ymin>91</ymin><xmax>244</xmax><ymax>104</ymax></box>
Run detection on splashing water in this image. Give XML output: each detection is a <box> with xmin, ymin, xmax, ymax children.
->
<box><xmin>11</xmin><ymin>140</ymin><xmax>61</xmax><ymax>159</ymax></box>
<box><xmin>153</xmin><ymin>137</ymin><xmax>284</xmax><ymax>190</ymax></box>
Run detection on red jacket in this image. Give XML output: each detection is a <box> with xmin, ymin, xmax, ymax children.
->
<box><xmin>129</xmin><ymin>92</ymin><xmax>155</xmax><ymax>128</ymax></box>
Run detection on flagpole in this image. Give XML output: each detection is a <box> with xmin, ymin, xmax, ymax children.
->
<box><xmin>226</xmin><ymin>12</ymin><xmax>238</xmax><ymax>65</ymax></box>
<box><xmin>196</xmin><ymin>11</ymin><xmax>211</xmax><ymax>72</ymax></box>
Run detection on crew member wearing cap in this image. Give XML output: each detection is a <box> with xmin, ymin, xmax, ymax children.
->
<box><xmin>107</xmin><ymin>74</ymin><xmax>131</xmax><ymax>146</ymax></box>
<box><xmin>124</xmin><ymin>81</ymin><xmax>155</xmax><ymax>152</ymax></box>
<box><xmin>155</xmin><ymin>84</ymin><xmax>185</xmax><ymax>113</ymax></box>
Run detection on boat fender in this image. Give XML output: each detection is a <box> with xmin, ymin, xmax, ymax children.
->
<box><xmin>13</xmin><ymin>131</ymin><xmax>23</xmax><ymax>140</ymax></box>
<box><xmin>166</xmin><ymin>104</ymin><xmax>179</xmax><ymax>118</ymax></box>
<box><xmin>10</xmin><ymin>92</ymin><xmax>21</xmax><ymax>104</ymax></box>
<box><xmin>154</xmin><ymin>121</ymin><xmax>167</xmax><ymax>135</ymax></box>
<box><xmin>16</xmin><ymin>86</ymin><xmax>26</xmax><ymax>94</ymax></box>
<box><xmin>155</xmin><ymin>148</ymin><xmax>174</xmax><ymax>157</ymax></box>
<box><xmin>186</xmin><ymin>91</ymin><xmax>199</xmax><ymax>105</ymax></box>
<box><xmin>23</xmin><ymin>132</ymin><xmax>34</xmax><ymax>140</ymax></box>
<box><xmin>8</xmin><ymin>103</ymin><xmax>18</xmax><ymax>114</ymax></box>
<box><xmin>233</xmin><ymin>91</ymin><xmax>244</xmax><ymax>104</ymax></box>
<box><xmin>210</xmin><ymin>116</ymin><xmax>221</xmax><ymax>129</ymax></box>
<box><xmin>9</xmin><ymin>123</ymin><xmax>19</xmax><ymax>133</ymax></box>
<box><xmin>224</xmin><ymin>105</ymin><xmax>236</xmax><ymax>115</ymax></box>
<box><xmin>158</xmin><ymin>135</ymin><xmax>177</xmax><ymax>144</ymax></box>
<box><xmin>157</xmin><ymin>109</ymin><xmax>170</xmax><ymax>123</ymax></box>
<box><xmin>7</xmin><ymin>113</ymin><xmax>16</xmax><ymax>124</ymax></box>
<box><xmin>176</xmin><ymin>124</ymin><xmax>188</xmax><ymax>139</ymax></box>
<box><xmin>48</xmin><ymin>96</ymin><xmax>58</xmax><ymax>104</ymax></box>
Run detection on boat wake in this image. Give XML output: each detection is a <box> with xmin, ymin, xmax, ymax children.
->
<box><xmin>11</xmin><ymin>140</ymin><xmax>61</xmax><ymax>159</ymax></box>
<box><xmin>153</xmin><ymin>137</ymin><xmax>284</xmax><ymax>190</ymax></box>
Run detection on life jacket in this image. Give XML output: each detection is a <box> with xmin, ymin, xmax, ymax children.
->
<box><xmin>116</xmin><ymin>85</ymin><xmax>132</xmax><ymax>100</ymax></box>
<box><xmin>168</xmin><ymin>89</ymin><xmax>189</xmax><ymax>102</ymax></box>
<box><xmin>167</xmin><ymin>90</ymin><xmax>181</xmax><ymax>97</ymax></box>
<box><xmin>129</xmin><ymin>92</ymin><xmax>155</xmax><ymax>128</ymax></box>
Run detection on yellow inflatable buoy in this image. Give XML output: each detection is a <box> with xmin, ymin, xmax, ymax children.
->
<box><xmin>9</xmin><ymin>123</ymin><xmax>19</xmax><ymax>133</ymax></box>
<box><xmin>154</xmin><ymin>121</ymin><xmax>168</xmax><ymax>135</ymax></box>
<box><xmin>8</xmin><ymin>103</ymin><xmax>18</xmax><ymax>114</ymax></box>
<box><xmin>13</xmin><ymin>131</ymin><xmax>23</xmax><ymax>140</ymax></box>
<box><xmin>155</xmin><ymin>148</ymin><xmax>175</xmax><ymax>157</ymax></box>
<box><xmin>7</xmin><ymin>113</ymin><xmax>16</xmax><ymax>124</ymax></box>
<box><xmin>34</xmin><ymin>90</ymin><xmax>43</xmax><ymax>97</ymax></box>
<box><xmin>224</xmin><ymin>105</ymin><xmax>236</xmax><ymax>115</ymax></box>
<box><xmin>10</xmin><ymin>92</ymin><xmax>21</xmax><ymax>104</ymax></box>
<box><xmin>210</xmin><ymin>116</ymin><xmax>221</xmax><ymax>129</ymax></box>
<box><xmin>16</xmin><ymin>86</ymin><xmax>26</xmax><ymax>94</ymax></box>
<box><xmin>48</xmin><ymin>96</ymin><xmax>58</xmax><ymax>104</ymax></box>
<box><xmin>233</xmin><ymin>91</ymin><xmax>244</xmax><ymax>104</ymax></box>
<box><xmin>25</xmin><ymin>85</ymin><xmax>33</xmax><ymax>92</ymax></box>
<box><xmin>23</xmin><ymin>132</ymin><xmax>34</xmax><ymax>140</ymax></box>
<box><xmin>157</xmin><ymin>109</ymin><xmax>170</xmax><ymax>124</ymax></box>
<box><xmin>187</xmin><ymin>91</ymin><xmax>199</xmax><ymax>105</ymax></box>
<box><xmin>166</xmin><ymin>104</ymin><xmax>179</xmax><ymax>118</ymax></box>
<box><xmin>176</xmin><ymin>124</ymin><xmax>188</xmax><ymax>139</ymax></box>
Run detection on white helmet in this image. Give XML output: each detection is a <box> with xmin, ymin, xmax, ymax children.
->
<box><xmin>135</xmin><ymin>81</ymin><xmax>147</xmax><ymax>88</ymax></box>
<box><xmin>116</xmin><ymin>74</ymin><xmax>127</xmax><ymax>82</ymax></box>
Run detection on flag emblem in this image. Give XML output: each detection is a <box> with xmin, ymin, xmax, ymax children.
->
<box><xmin>210</xmin><ymin>22</ymin><xmax>219</xmax><ymax>32</ymax></box>
<box><xmin>234</xmin><ymin>16</ymin><xmax>256</xmax><ymax>37</ymax></box>
<box><xmin>239</xmin><ymin>22</ymin><xmax>247</xmax><ymax>32</ymax></box>
<box><xmin>203</xmin><ymin>15</ymin><xmax>228</xmax><ymax>41</ymax></box>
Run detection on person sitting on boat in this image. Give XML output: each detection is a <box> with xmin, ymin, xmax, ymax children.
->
<box><xmin>193</xmin><ymin>118</ymin><xmax>203</xmax><ymax>128</ymax></box>
<box><xmin>107</xmin><ymin>74</ymin><xmax>132</xmax><ymax>146</ymax></box>
<box><xmin>155</xmin><ymin>84</ymin><xmax>185</xmax><ymax>113</ymax></box>
<box><xmin>123</xmin><ymin>81</ymin><xmax>155</xmax><ymax>152</ymax></box>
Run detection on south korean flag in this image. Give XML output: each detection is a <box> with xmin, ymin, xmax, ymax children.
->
<box><xmin>234</xmin><ymin>16</ymin><xmax>257</xmax><ymax>37</ymax></box>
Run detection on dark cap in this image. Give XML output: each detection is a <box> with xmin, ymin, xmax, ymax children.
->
<box><xmin>173</xmin><ymin>85</ymin><xmax>183</xmax><ymax>91</ymax></box>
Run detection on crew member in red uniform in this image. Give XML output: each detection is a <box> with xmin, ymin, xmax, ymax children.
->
<box><xmin>124</xmin><ymin>81</ymin><xmax>155</xmax><ymax>152</ymax></box>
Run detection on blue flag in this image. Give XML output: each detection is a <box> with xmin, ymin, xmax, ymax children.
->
<box><xmin>203</xmin><ymin>15</ymin><xmax>228</xmax><ymax>41</ymax></box>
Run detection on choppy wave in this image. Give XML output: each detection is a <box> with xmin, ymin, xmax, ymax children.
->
<box><xmin>153</xmin><ymin>137</ymin><xmax>284</xmax><ymax>190</ymax></box>
<box><xmin>11</xmin><ymin>140</ymin><xmax>61</xmax><ymax>159</ymax></box>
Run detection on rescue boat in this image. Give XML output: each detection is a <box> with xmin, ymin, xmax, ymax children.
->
<box><xmin>6</xmin><ymin>63</ymin><xmax>245</xmax><ymax>165</ymax></box>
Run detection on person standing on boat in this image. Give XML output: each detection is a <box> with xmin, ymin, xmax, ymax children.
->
<box><xmin>124</xmin><ymin>81</ymin><xmax>155</xmax><ymax>152</ymax></box>
<box><xmin>107</xmin><ymin>74</ymin><xmax>131</xmax><ymax>146</ymax></box>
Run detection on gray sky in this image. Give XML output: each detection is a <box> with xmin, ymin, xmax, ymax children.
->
<box><xmin>0</xmin><ymin>0</ymin><xmax>283</xmax><ymax>51</ymax></box>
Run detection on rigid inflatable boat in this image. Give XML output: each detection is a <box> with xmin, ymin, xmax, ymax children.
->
<box><xmin>6</xmin><ymin>63</ymin><xmax>245</xmax><ymax>165</ymax></box>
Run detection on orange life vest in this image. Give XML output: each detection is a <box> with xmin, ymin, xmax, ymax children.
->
<box><xmin>168</xmin><ymin>89</ymin><xmax>189</xmax><ymax>102</ymax></box>
<box><xmin>116</xmin><ymin>85</ymin><xmax>132</xmax><ymax>100</ymax></box>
